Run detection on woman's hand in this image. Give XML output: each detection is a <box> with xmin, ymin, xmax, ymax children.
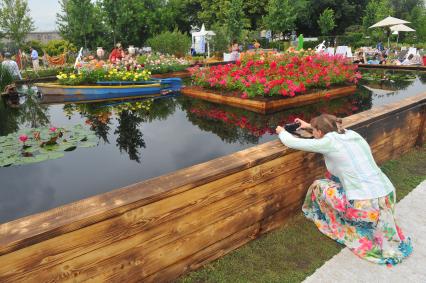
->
<box><xmin>295</xmin><ymin>118</ymin><xmax>311</xmax><ymax>130</ymax></box>
<box><xmin>275</xmin><ymin>126</ymin><xmax>284</xmax><ymax>135</ymax></box>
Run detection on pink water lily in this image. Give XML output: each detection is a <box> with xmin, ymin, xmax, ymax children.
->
<box><xmin>19</xmin><ymin>134</ymin><xmax>28</xmax><ymax>143</ymax></box>
<box><xmin>49</xmin><ymin>127</ymin><xmax>57</xmax><ymax>132</ymax></box>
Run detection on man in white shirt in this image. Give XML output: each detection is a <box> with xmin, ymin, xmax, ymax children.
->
<box><xmin>30</xmin><ymin>47</ymin><xmax>40</xmax><ymax>71</ymax></box>
<box><xmin>1</xmin><ymin>52</ymin><xmax>22</xmax><ymax>80</ymax></box>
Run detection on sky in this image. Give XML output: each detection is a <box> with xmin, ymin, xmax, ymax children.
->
<box><xmin>28</xmin><ymin>0</ymin><xmax>61</xmax><ymax>31</ymax></box>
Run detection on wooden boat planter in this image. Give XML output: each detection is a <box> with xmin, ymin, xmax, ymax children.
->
<box><xmin>358</xmin><ymin>64</ymin><xmax>426</xmax><ymax>71</ymax></box>
<box><xmin>35</xmin><ymin>78</ymin><xmax>182</xmax><ymax>103</ymax></box>
<box><xmin>181</xmin><ymin>85</ymin><xmax>357</xmax><ymax>114</ymax></box>
<box><xmin>0</xmin><ymin>93</ymin><xmax>424</xmax><ymax>282</ymax></box>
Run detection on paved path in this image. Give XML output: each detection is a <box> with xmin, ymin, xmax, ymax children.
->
<box><xmin>304</xmin><ymin>180</ymin><xmax>426</xmax><ymax>283</ymax></box>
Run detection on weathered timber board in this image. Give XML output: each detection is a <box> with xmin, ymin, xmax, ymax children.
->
<box><xmin>1</xmin><ymin>162</ymin><xmax>324</xmax><ymax>282</ymax></box>
<box><xmin>181</xmin><ymin>85</ymin><xmax>357</xmax><ymax>114</ymax></box>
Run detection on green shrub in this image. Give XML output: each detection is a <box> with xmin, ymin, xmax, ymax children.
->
<box><xmin>146</xmin><ymin>30</ymin><xmax>191</xmax><ymax>57</ymax></box>
<box><xmin>43</xmin><ymin>40</ymin><xmax>77</xmax><ymax>56</ymax></box>
<box><xmin>303</xmin><ymin>40</ymin><xmax>320</xmax><ymax>50</ymax></box>
<box><xmin>22</xmin><ymin>40</ymin><xmax>43</xmax><ymax>54</ymax></box>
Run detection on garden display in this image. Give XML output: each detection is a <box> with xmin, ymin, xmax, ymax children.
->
<box><xmin>189</xmin><ymin>51</ymin><xmax>361</xmax><ymax>99</ymax></box>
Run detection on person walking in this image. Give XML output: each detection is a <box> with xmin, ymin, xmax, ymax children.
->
<box><xmin>30</xmin><ymin>47</ymin><xmax>40</xmax><ymax>71</ymax></box>
<box><xmin>276</xmin><ymin>114</ymin><xmax>412</xmax><ymax>266</ymax></box>
<box><xmin>2</xmin><ymin>52</ymin><xmax>22</xmax><ymax>80</ymax></box>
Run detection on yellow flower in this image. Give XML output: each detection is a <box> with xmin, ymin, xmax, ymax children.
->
<box><xmin>326</xmin><ymin>188</ymin><xmax>335</xmax><ymax>198</ymax></box>
<box><xmin>368</xmin><ymin>211</ymin><xmax>379</xmax><ymax>221</ymax></box>
<box><xmin>70</xmin><ymin>74</ymin><xmax>76</xmax><ymax>79</ymax></box>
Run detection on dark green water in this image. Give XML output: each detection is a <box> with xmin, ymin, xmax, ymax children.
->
<box><xmin>0</xmin><ymin>70</ymin><xmax>424</xmax><ymax>223</ymax></box>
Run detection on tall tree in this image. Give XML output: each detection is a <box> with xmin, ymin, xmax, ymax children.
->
<box><xmin>225</xmin><ymin>0</ymin><xmax>250</xmax><ymax>42</ymax></box>
<box><xmin>409</xmin><ymin>4</ymin><xmax>426</xmax><ymax>41</ymax></box>
<box><xmin>263</xmin><ymin>0</ymin><xmax>297</xmax><ymax>38</ymax></box>
<box><xmin>362</xmin><ymin>0</ymin><xmax>394</xmax><ymax>31</ymax></box>
<box><xmin>296</xmin><ymin>0</ymin><xmax>369</xmax><ymax>36</ymax></box>
<box><xmin>101</xmin><ymin>0</ymin><xmax>170</xmax><ymax>46</ymax></box>
<box><xmin>57</xmin><ymin>0</ymin><xmax>109</xmax><ymax>49</ymax></box>
<box><xmin>0</xmin><ymin>0</ymin><xmax>34</xmax><ymax>47</ymax></box>
<box><xmin>318</xmin><ymin>8</ymin><xmax>336</xmax><ymax>35</ymax></box>
<box><xmin>389</xmin><ymin>0</ymin><xmax>424</xmax><ymax>19</ymax></box>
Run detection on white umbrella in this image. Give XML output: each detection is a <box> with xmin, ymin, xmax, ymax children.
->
<box><xmin>369</xmin><ymin>17</ymin><xmax>411</xmax><ymax>48</ymax></box>
<box><xmin>369</xmin><ymin>16</ymin><xmax>410</xmax><ymax>28</ymax></box>
<box><xmin>390</xmin><ymin>24</ymin><xmax>415</xmax><ymax>44</ymax></box>
<box><xmin>390</xmin><ymin>24</ymin><xmax>415</xmax><ymax>32</ymax></box>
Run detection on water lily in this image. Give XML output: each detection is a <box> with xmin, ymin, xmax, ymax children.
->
<box><xmin>49</xmin><ymin>127</ymin><xmax>57</xmax><ymax>132</ymax></box>
<box><xmin>19</xmin><ymin>134</ymin><xmax>28</xmax><ymax>143</ymax></box>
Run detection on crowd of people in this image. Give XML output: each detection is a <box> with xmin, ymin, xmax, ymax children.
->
<box><xmin>352</xmin><ymin>42</ymin><xmax>424</xmax><ymax>66</ymax></box>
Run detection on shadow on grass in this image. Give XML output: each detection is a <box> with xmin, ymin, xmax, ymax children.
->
<box><xmin>179</xmin><ymin>144</ymin><xmax>426</xmax><ymax>283</ymax></box>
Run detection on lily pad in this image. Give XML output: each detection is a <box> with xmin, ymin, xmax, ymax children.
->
<box><xmin>0</xmin><ymin>124</ymin><xmax>97</xmax><ymax>167</ymax></box>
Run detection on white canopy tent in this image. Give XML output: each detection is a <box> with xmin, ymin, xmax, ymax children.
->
<box><xmin>191</xmin><ymin>24</ymin><xmax>216</xmax><ymax>58</ymax></box>
<box><xmin>369</xmin><ymin>16</ymin><xmax>411</xmax><ymax>48</ymax></box>
<box><xmin>390</xmin><ymin>24</ymin><xmax>416</xmax><ymax>44</ymax></box>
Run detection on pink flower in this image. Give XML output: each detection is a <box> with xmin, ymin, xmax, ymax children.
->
<box><xmin>19</xmin><ymin>134</ymin><xmax>28</xmax><ymax>143</ymax></box>
<box><xmin>241</xmin><ymin>92</ymin><xmax>248</xmax><ymax>99</ymax></box>
<box><xmin>49</xmin><ymin>127</ymin><xmax>57</xmax><ymax>132</ymax></box>
<box><xmin>359</xmin><ymin>237</ymin><xmax>373</xmax><ymax>251</ymax></box>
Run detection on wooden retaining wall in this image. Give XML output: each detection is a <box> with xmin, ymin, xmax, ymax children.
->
<box><xmin>182</xmin><ymin>85</ymin><xmax>357</xmax><ymax>114</ymax></box>
<box><xmin>0</xmin><ymin>93</ymin><xmax>424</xmax><ymax>283</ymax></box>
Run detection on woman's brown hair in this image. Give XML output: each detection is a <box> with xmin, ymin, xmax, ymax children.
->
<box><xmin>310</xmin><ymin>114</ymin><xmax>344</xmax><ymax>134</ymax></box>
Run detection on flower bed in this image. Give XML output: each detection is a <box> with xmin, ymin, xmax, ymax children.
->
<box><xmin>136</xmin><ymin>53</ymin><xmax>191</xmax><ymax>74</ymax></box>
<box><xmin>189</xmin><ymin>51</ymin><xmax>361</xmax><ymax>99</ymax></box>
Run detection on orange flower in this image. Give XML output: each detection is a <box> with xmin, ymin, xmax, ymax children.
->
<box><xmin>368</xmin><ymin>211</ymin><xmax>379</xmax><ymax>221</ymax></box>
<box><xmin>326</xmin><ymin>188</ymin><xmax>335</xmax><ymax>198</ymax></box>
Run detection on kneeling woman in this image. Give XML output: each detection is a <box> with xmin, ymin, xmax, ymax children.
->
<box><xmin>276</xmin><ymin>114</ymin><xmax>412</xmax><ymax>265</ymax></box>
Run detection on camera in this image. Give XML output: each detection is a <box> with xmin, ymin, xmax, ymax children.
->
<box><xmin>283</xmin><ymin>122</ymin><xmax>314</xmax><ymax>139</ymax></box>
<box><xmin>284</xmin><ymin>122</ymin><xmax>301</xmax><ymax>134</ymax></box>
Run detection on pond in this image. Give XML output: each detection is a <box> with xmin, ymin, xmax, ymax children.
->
<box><xmin>0</xmin><ymin>70</ymin><xmax>425</xmax><ymax>224</ymax></box>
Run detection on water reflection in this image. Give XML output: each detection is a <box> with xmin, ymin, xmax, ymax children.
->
<box><xmin>115</xmin><ymin>110</ymin><xmax>146</xmax><ymax>162</ymax></box>
<box><xmin>179</xmin><ymin>90</ymin><xmax>372</xmax><ymax>144</ymax></box>
<box><xmin>0</xmin><ymin>93</ymin><xmax>50</xmax><ymax>136</ymax></box>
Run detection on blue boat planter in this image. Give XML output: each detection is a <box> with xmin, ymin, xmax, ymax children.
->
<box><xmin>35</xmin><ymin>78</ymin><xmax>182</xmax><ymax>102</ymax></box>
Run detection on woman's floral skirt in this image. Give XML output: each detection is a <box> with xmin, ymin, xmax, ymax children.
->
<box><xmin>302</xmin><ymin>177</ymin><xmax>413</xmax><ymax>266</ymax></box>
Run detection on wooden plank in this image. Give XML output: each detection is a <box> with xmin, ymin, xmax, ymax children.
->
<box><xmin>144</xmin><ymin>224</ymin><xmax>260</xmax><ymax>283</ymax></box>
<box><xmin>181</xmin><ymin>85</ymin><xmax>357</xmax><ymax>114</ymax></box>
<box><xmin>0</xmin><ymin>139</ymin><xmax>292</xmax><ymax>255</ymax></box>
<box><xmin>83</xmin><ymin>188</ymin><xmax>306</xmax><ymax>282</ymax></box>
<box><xmin>0</xmin><ymin>154</ymin><xmax>323</xmax><ymax>282</ymax></box>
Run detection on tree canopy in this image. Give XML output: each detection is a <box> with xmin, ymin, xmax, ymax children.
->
<box><xmin>0</xmin><ymin>0</ymin><xmax>34</xmax><ymax>47</ymax></box>
<box><xmin>50</xmin><ymin>0</ymin><xmax>426</xmax><ymax>49</ymax></box>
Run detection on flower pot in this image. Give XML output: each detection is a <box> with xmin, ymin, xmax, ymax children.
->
<box><xmin>96</xmin><ymin>47</ymin><xmax>105</xmax><ymax>59</ymax></box>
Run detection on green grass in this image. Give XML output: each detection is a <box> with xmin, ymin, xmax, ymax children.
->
<box><xmin>179</xmin><ymin>144</ymin><xmax>426</xmax><ymax>283</ymax></box>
